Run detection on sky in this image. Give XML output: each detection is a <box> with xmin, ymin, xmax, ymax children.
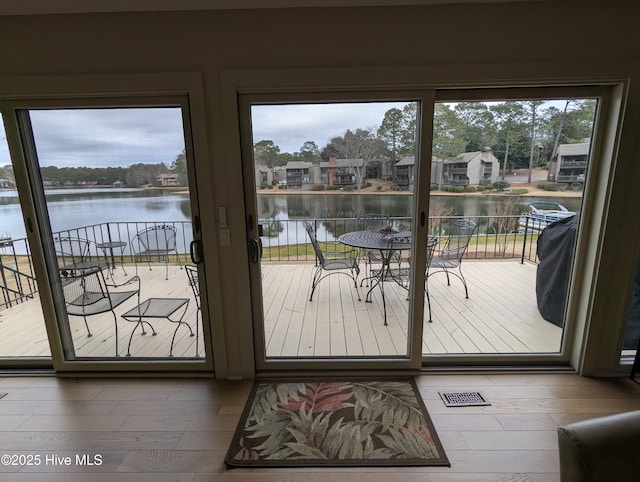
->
<box><xmin>0</xmin><ymin>99</ymin><xmax>573</xmax><ymax>170</ymax></box>
<box><xmin>250</xmin><ymin>101</ymin><xmax>410</xmax><ymax>153</ymax></box>
<box><xmin>0</xmin><ymin>101</ymin><xmax>408</xmax><ymax>169</ymax></box>
<box><xmin>0</xmin><ymin>108</ymin><xmax>186</xmax><ymax>169</ymax></box>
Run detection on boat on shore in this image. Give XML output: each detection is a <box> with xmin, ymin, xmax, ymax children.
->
<box><xmin>519</xmin><ymin>201</ymin><xmax>576</xmax><ymax>232</ymax></box>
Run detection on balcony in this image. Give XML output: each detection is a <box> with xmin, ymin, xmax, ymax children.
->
<box><xmin>1</xmin><ymin>217</ymin><xmax>562</xmax><ymax>359</ymax></box>
<box><xmin>445</xmin><ymin>179</ymin><xmax>470</xmax><ymax>186</ymax></box>
<box><xmin>557</xmin><ymin>174</ymin><xmax>585</xmax><ymax>183</ymax></box>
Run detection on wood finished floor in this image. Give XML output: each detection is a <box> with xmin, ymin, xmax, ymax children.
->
<box><xmin>0</xmin><ymin>374</ymin><xmax>639</xmax><ymax>481</ymax></box>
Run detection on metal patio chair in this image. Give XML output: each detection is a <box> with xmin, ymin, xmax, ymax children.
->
<box><xmin>304</xmin><ymin>221</ymin><xmax>361</xmax><ymax>302</ymax></box>
<box><xmin>185</xmin><ymin>264</ymin><xmax>201</xmax><ymax>358</ymax></box>
<box><xmin>427</xmin><ymin>219</ymin><xmax>477</xmax><ymax>319</ymax></box>
<box><xmin>131</xmin><ymin>224</ymin><xmax>178</xmax><ymax>280</ymax></box>
<box><xmin>59</xmin><ymin>266</ymin><xmax>140</xmax><ymax>357</ymax></box>
<box><xmin>53</xmin><ymin>236</ymin><xmax>102</xmax><ymax>273</ymax></box>
<box><xmin>357</xmin><ymin>213</ymin><xmax>394</xmax><ymax>286</ymax></box>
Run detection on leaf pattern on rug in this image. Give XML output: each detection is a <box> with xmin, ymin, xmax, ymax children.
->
<box><xmin>229</xmin><ymin>380</ymin><xmax>443</xmax><ymax>463</ymax></box>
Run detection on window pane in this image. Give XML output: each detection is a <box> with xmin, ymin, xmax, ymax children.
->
<box><xmin>25</xmin><ymin>107</ymin><xmax>202</xmax><ymax>360</ymax></box>
<box><xmin>250</xmin><ymin>101</ymin><xmax>419</xmax><ymax>360</ymax></box>
<box><xmin>0</xmin><ymin>114</ymin><xmax>51</xmax><ymax>358</ymax></box>
<box><xmin>424</xmin><ymin>98</ymin><xmax>596</xmax><ymax>356</ymax></box>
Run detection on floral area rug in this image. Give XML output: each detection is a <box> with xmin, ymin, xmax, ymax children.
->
<box><xmin>225</xmin><ymin>379</ymin><xmax>450</xmax><ymax>467</ymax></box>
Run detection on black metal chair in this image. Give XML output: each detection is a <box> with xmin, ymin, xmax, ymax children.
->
<box><xmin>357</xmin><ymin>214</ymin><xmax>393</xmax><ymax>286</ymax></box>
<box><xmin>53</xmin><ymin>236</ymin><xmax>103</xmax><ymax>272</ymax></box>
<box><xmin>304</xmin><ymin>221</ymin><xmax>361</xmax><ymax>302</ymax></box>
<box><xmin>59</xmin><ymin>266</ymin><xmax>140</xmax><ymax>356</ymax></box>
<box><xmin>427</xmin><ymin>219</ymin><xmax>477</xmax><ymax>321</ymax></box>
<box><xmin>185</xmin><ymin>265</ymin><xmax>200</xmax><ymax>358</ymax></box>
<box><xmin>131</xmin><ymin>225</ymin><xmax>178</xmax><ymax>280</ymax></box>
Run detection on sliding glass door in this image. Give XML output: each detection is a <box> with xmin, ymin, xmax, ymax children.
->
<box><xmin>4</xmin><ymin>98</ymin><xmax>209</xmax><ymax>364</ymax></box>
<box><xmin>423</xmin><ymin>88</ymin><xmax>602</xmax><ymax>364</ymax></box>
<box><xmin>239</xmin><ymin>85</ymin><xmax>608</xmax><ymax>372</ymax></box>
<box><xmin>0</xmin><ymin>115</ymin><xmax>51</xmax><ymax>362</ymax></box>
<box><xmin>240</xmin><ymin>92</ymin><xmax>435</xmax><ymax>371</ymax></box>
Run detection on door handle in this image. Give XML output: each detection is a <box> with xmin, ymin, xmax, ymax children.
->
<box><xmin>249</xmin><ymin>238</ymin><xmax>263</xmax><ymax>263</ymax></box>
<box><xmin>190</xmin><ymin>240</ymin><xmax>204</xmax><ymax>264</ymax></box>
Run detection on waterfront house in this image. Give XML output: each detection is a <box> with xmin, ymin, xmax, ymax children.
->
<box><xmin>394</xmin><ymin>155</ymin><xmax>415</xmax><ymax>190</ymax></box>
<box><xmin>319</xmin><ymin>156</ymin><xmax>363</xmax><ymax>188</ymax></box>
<box><xmin>0</xmin><ymin>177</ymin><xmax>15</xmax><ymax>189</ymax></box>
<box><xmin>157</xmin><ymin>173</ymin><xmax>180</xmax><ymax>187</ymax></box>
<box><xmin>285</xmin><ymin>161</ymin><xmax>314</xmax><ymax>189</ymax></box>
<box><xmin>441</xmin><ymin>149</ymin><xmax>500</xmax><ymax>187</ymax></box>
<box><xmin>547</xmin><ymin>141</ymin><xmax>590</xmax><ymax>186</ymax></box>
<box><xmin>255</xmin><ymin>164</ymin><xmax>273</xmax><ymax>188</ymax></box>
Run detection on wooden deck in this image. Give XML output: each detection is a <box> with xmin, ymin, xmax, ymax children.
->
<box><xmin>262</xmin><ymin>259</ymin><xmax>562</xmax><ymax>357</ymax></box>
<box><xmin>0</xmin><ymin>265</ymin><xmax>202</xmax><ymax>359</ymax></box>
<box><xmin>0</xmin><ymin>260</ymin><xmax>562</xmax><ymax>360</ymax></box>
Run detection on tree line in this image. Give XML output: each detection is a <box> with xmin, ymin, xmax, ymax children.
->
<box><xmin>254</xmin><ymin>99</ymin><xmax>597</xmax><ymax>184</ymax></box>
<box><xmin>0</xmin><ymin>150</ymin><xmax>187</xmax><ymax>187</ymax></box>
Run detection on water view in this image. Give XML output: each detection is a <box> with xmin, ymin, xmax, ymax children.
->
<box><xmin>1</xmin><ymin>188</ymin><xmax>581</xmax><ymax>246</ymax></box>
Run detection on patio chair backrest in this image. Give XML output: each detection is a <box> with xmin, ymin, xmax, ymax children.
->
<box><xmin>357</xmin><ymin>214</ymin><xmax>391</xmax><ymax>231</ymax></box>
<box><xmin>304</xmin><ymin>221</ymin><xmax>326</xmax><ymax>266</ymax></box>
<box><xmin>387</xmin><ymin>233</ymin><xmax>412</xmax><ymax>251</ymax></box>
<box><xmin>441</xmin><ymin>219</ymin><xmax>477</xmax><ymax>262</ymax></box>
<box><xmin>54</xmin><ymin>236</ymin><xmax>91</xmax><ymax>265</ymax></box>
<box><xmin>185</xmin><ymin>265</ymin><xmax>200</xmax><ymax>310</ymax></box>
<box><xmin>60</xmin><ymin>266</ymin><xmax>112</xmax><ymax>310</ymax></box>
<box><xmin>136</xmin><ymin>225</ymin><xmax>177</xmax><ymax>252</ymax></box>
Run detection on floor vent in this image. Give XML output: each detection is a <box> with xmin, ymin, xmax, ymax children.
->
<box><xmin>439</xmin><ymin>391</ymin><xmax>490</xmax><ymax>407</ymax></box>
<box><xmin>0</xmin><ymin>393</ymin><xmax>7</xmax><ymax>400</ymax></box>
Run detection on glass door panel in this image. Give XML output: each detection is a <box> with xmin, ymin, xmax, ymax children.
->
<box><xmin>21</xmin><ymin>105</ymin><xmax>205</xmax><ymax>360</ymax></box>
<box><xmin>0</xmin><ymin>115</ymin><xmax>51</xmax><ymax>360</ymax></box>
<box><xmin>423</xmin><ymin>95</ymin><xmax>597</xmax><ymax>358</ymax></box>
<box><xmin>245</xmin><ymin>99</ymin><xmax>425</xmax><ymax>367</ymax></box>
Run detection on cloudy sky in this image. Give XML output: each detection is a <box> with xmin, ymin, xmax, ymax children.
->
<box><xmin>251</xmin><ymin>101</ymin><xmax>410</xmax><ymax>153</ymax></box>
<box><xmin>1</xmin><ymin>101</ymin><xmax>408</xmax><ymax>169</ymax></box>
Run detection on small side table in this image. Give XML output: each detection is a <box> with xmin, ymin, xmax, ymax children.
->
<box><xmin>121</xmin><ymin>297</ymin><xmax>192</xmax><ymax>357</ymax></box>
<box><xmin>96</xmin><ymin>241</ymin><xmax>127</xmax><ymax>277</ymax></box>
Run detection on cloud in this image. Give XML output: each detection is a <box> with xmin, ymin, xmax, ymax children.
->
<box><xmin>1</xmin><ymin>101</ymin><xmax>409</xmax><ymax>169</ymax></box>
<box><xmin>1</xmin><ymin>108</ymin><xmax>185</xmax><ymax>168</ymax></box>
<box><xmin>251</xmin><ymin>101</ymin><xmax>410</xmax><ymax>153</ymax></box>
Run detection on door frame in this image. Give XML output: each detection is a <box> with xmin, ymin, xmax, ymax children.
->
<box><xmin>221</xmin><ymin>63</ymin><xmax>630</xmax><ymax>378</ymax></box>
<box><xmin>238</xmin><ymin>90</ymin><xmax>435</xmax><ymax>373</ymax></box>
<box><xmin>0</xmin><ymin>73</ymin><xmax>218</xmax><ymax>372</ymax></box>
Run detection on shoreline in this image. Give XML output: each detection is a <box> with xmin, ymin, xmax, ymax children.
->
<box><xmin>257</xmin><ymin>185</ymin><xmax>582</xmax><ymax>198</ymax></box>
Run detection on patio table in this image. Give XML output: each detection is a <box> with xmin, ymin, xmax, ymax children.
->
<box><xmin>338</xmin><ymin>230</ymin><xmax>436</xmax><ymax>325</ymax></box>
<box><xmin>96</xmin><ymin>240</ymin><xmax>127</xmax><ymax>277</ymax></box>
<box><xmin>121</xmin><ymin>297</ymin><xmax>193</xmax><ymax>357</ymax></box>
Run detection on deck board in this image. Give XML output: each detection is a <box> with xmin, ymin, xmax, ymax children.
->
<box><xmin>0</xmin><ymin>260</ymin><xmax>562</xmax><ymax>359</ymax></box>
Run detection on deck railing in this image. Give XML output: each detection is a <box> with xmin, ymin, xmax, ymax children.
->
<box><xmin>0</xmin><ymin>216</ymin><xmax>539</xmax><ymax>309</ymax></box>
<box><xmin>0</xmin><ymin>236</ymin><xmax>37</xmax><ymax>309</ymax></box>
<box><xmin>259</xmin><ymin>215</ymin><xmax>540</xmax><ymax>263</ymax></box>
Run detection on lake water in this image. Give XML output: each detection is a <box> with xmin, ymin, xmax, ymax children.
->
<box><xmin>1</xmin><ymin>188</ymin><xmax>582</xmax><ymax>244</ymax></box>
<box><xmin>0</xmin><ymin>188</ymin><xmax>192</xmax><ymax>240</ymax></box>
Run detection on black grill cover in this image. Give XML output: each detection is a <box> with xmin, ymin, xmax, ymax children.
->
<box><xmin>536</xmin><ymin>214</ymin><xmax>579</xmax><ymax>327</ymax></box>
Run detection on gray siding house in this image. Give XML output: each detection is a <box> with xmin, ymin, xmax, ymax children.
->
<box><xmin>547</xmin><ymin>141</ymin><xmax>590</xmax><ymax>185</ymax></box>
<box><xmin>441</xmin><ymin>150</ymin><xmax>500</xmax><ymax>187</ymax></box>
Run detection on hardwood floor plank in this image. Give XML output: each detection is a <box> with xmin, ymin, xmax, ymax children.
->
<box><xmin>0</xmin><ymin>374</ymin><xmax>638</xmax><ymax>481</ymax></box>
